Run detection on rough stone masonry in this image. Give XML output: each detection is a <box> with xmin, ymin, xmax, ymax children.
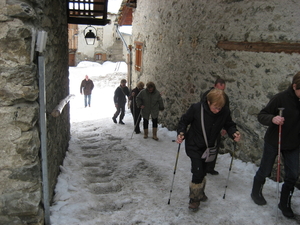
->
<box><xmin>0</xmin><ymin>0</ymin><xmax>69</xmax><ymax>224</ymax></box>
<box><xmin>130</xmin><ymin>0</ymin><xmax>300</xmax><ymax>185</ymax></box>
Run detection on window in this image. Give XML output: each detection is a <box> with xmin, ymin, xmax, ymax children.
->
<box><xmin>135</xmin><ymin>42</ymin><xmax>143</xmax><ymax>72</ymax></box>
<box><xmin>95</xmin><ymin>53</ymin><xmax>106</xmax><ymax>61</ymax></box>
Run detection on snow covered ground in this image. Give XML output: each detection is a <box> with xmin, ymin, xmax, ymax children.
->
<box><xmin>50</xmin><ymin>61</ymin><xmax>300</xmax><ymax>225</ymax></box>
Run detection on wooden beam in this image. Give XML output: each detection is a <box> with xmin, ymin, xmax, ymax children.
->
<box><xmin>51</xmin><ymin>94</ymin><xmax>75</xmax><ymax>117</ymax></box>
<box><xmin>68</xmin><ymin>17</ymin><xmax>110</xmax><ymax>25</ymax></box>
<box><xmin>118</xmin><ymin>6</ymin><xmax>133</xmax><ymax>26</ymax></box>
<box><xmin>217</xmin><ymin>41</ymin><xmax>300</xmax><ymax>54</ymax></box>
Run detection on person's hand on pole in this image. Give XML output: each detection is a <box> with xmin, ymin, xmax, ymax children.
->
<box><xmin>233</xmin><ymin>131</ymin><xmax>241</xmax><ymax>142</ymax></box>
<box><xmin>176</xmin><ymin>132</ymin><xmax>184</xmax><ymax>144</ymax></box>
<box><xmin>272</xmin><ymin>115</ymin><xmax>284</xmax><ymax>125</ymax></box>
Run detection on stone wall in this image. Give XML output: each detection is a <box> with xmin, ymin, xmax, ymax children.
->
<box><xmin>0</xmin><ymin>0</ymin><xmax>69</xmax><ymax>224</ymax></box>
<box><xmin>131</xmin><ymin>0</ymin><xmax>300</xmax><ymax>166</ymax></box>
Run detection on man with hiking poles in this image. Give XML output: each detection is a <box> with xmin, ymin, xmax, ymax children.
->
<box><xmin>251</xmin><ymin>72</ymin><xmax>300</xmax><ymax>219</ymax></box>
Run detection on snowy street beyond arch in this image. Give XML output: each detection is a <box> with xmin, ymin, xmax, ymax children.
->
<box><xmin>50</xmin><ymin>62</ymin><xmax>300</xmax><ymax>225</ymax></box>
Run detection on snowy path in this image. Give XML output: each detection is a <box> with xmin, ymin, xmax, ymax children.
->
<box><xmin>50</xmin><ymin>62</ymin><xmax>300</xmax><ymax>225</ymax></box>
<box><xmin>50</xmin><ymin>115</ymin><xmax>300</xmax><ymax>225</ymax></box>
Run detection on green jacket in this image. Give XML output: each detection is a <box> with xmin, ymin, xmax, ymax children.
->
<box><xmin>136</xmin><ymin>88</ymin><xmax>164</xmax><ymax>120</ymax></box>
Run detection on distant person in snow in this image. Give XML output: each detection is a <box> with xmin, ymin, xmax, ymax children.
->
<box><xmin>80</xmin><ymin>75</ymin><xmax>94</xmax><ymax>108</ymax></box>
<box><xmin>129</xmin><ymin>81</ymin><xmax>145</xmax><ymax>134</ymax></box>
<box><xmin>112</xmin><ymin>79</ymin><xmax>130</xmax><ymax>125</ymax></box>
<box><xmin>177</xmin><ymin>88</ymin><xmax>240</xmax><ymax>212</ymax></box>
<box><xmin>200</xmin><ymin>77</ymin><xmax>230</xmax><ymax>176</ymax></box>
<box><xmin>251</xmin><ymin>72</ymin><xmax>300</xmax><ymax>219</ymax></box>
<box><xmin>136</xmin><ymin>81</ymin><xmax>164</xmax><ymax>140</ymax></box>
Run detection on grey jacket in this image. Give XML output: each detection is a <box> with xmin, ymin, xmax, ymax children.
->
<box><xmin>136</xmin><ymin>88</ymin><xmax>164</xmax><ymax>120</ymax></box>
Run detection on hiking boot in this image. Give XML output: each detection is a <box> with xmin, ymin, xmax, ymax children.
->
<box><xmin>188</xmin><ymin>199</ymin><xmax>200</xmax><ymax>211</ymax></box>
<box><xmin>152</xmin><ymin>128</ymin><xmax>159</xmax><ymax>140</ymax></box>
<box><xmin>251</xmin><ymin>177</ymin><xmax>267</xmax><ymax>205</ymax></box>
<box><xmin>189</xmin><ymin>179</ymin><xmax>206</xmax><ymax>211</ymax></box>
<box><xmin>119</xmin><ymin>121</ymin><xmax>125</xmax><ymax>125</ymax></box>
<box><xmin>207</xmin><ymin>170</ymin><xmax>219</xmax><ymax>175</ymax></box>
<box><xmin>278</xmin><ymin>184</ymin><xmax>294</xmax><ymax>218</ymax></box>
<box><xmin>112</xmin><ymin>117</ymin><xmax>117</xmax><ymax>123</ymax></box>
<box><xmin>144</xmin><ymin>129</ymin><xmax>148</xmax><ymax>139</ymax></box>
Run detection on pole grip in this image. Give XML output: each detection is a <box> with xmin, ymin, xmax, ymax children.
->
<box><xmin>278</xmin><ymin>107</ymin><xmax>284</xmax><ymax>117</ymax></box>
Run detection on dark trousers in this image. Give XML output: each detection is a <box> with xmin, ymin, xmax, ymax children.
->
<box><xmin>143</xmin><ymin>118</ymin><xmax>158</xmax><ymax>129</ymax></box>
<box><xmin>190</xmin><ymin>157</ymin><xmax>207</xmax><ymax>184</ymax></box>
<box><xmin>254</xmin><ymin>141</ymin><xmax>299</xmax><ymax>188</ymax></box>
<box><xmin>113</xmin><ymin>103</ymin><xmax>126</xmax><ymax>121</ymax></box>
<box><xmin>131</xmin><ymin>108</ymin><xmax>142</xmax><ymax>132</ymax></box>
<box><xmin>84</xmin><ymin>94</ymin><xmax>91</xmax><ymax>107</ymax></box>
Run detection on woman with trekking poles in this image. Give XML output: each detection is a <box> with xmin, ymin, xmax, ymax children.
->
<box><xmin>176</xmin><ymin>88</ymin><xmax>241</xmax><ymax>211</ymax></box>
<box><xmin>251</xmin><ymin>72</ymin><xmax>300</xmax><ymax>219</ymax></box>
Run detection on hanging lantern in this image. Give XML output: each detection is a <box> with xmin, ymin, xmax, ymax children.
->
<box><xmin>84</xmin><ymin>25</ymin><xmax>97</xmax><ymax>45</ymax></box>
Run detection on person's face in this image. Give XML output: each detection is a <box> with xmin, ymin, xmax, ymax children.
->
<box><xmin>293</xmin><ymin>84</ymin><xmax>300</xmax><ymax>98</ymax></box>
<box><xmin>208</xmin><ymin>101</ymin><xmax>222</xmax><ymax>114</ymax></box>
<box><xmin>121</xmin><ymin>82</ymin><xmax>126</xmax><ymax>87</ymax></box>
<box><xmin>215</xmin><ymin>83</ymin><xmax>225</xmax><ymax>90</ymax></box>
<box><xmin>147</xmin><ymin>87</ymin><xmax>154</xmax><ymax>93</ymax></box>
<box><xmin>85</xmin><ymin>75</ymin><xmax>89</xmax><ymax>80</ymax></box>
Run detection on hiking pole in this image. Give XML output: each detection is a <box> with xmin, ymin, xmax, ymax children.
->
<box><xmin>223</xmin><ymin>141</ymin><xmax>237</xmax><ymax>199</ymax></box>
<box><xmin>168</xmin><ymin>133</ymin><xmax>183</xmax><ymax>205</ymax></box>
<box><xmin>130</xmin><ymin>112</ymin><xmax>142</xmax><ymax>139</ymax></box>
<box><xmin>276</xmin><ymin>108</ymin><xmax>284</xmax><ymax>221</ymax></box>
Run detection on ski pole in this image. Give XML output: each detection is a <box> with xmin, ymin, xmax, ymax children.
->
<box><xmin>130</xmin><ymin>112</ymin><xmax>142</xmax><ymax>139</ymax></box>
<box><xmin>223</xmin><ymin>141</ymin><xmax>237</xmax><ymax>199</ymax></box>
<box><xmin>168</xmin><ymin>133</ymin><xmax>183</xmax><ymax>205</ymax></box>
<box><xmin>276</xmin><ymin>108</ymin><xmax>284</xmax><ymax>221</ymax></box>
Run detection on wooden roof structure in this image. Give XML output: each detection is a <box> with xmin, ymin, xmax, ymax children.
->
<box><xmin>117</xmin><ymin>0</ymin><xmax>136</xmax><ymax>26</ymax></box>
<box><xmin>67</xmin><ymin>0</ymin><xmax>110</xmax><ymax>25</ymax></box>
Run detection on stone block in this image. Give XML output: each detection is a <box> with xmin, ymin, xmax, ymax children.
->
<box><xmin>0</xmin><ymin>103</ymin><xmax>39</xmax><ymax>131</ymax></box>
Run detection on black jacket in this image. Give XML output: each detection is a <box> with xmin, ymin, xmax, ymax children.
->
<box><xmin>177</xmin><ymin>101</ymin><xmax>238</xmax><ymax>159</ymax></box>
<box><xmin>113</xmin><ymin>85</ymin><xmax>130</xmax><ymax>105</ymax></box>
<box><xmin>129</xmin><ymin>87</ymin><xmax>143</xmax><ymax>110</ymax></box>
<box><xmin>258</xmin><ymin>86</ymin><xmax>300</xmax><ymax>150</ymax></box>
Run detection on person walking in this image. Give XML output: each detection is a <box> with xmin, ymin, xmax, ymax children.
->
<box><xmin>251</xmin><ymin>72</ymin><xmax>300</xmax><ymax>218</ymax></box>
<box><xmin>200</xmin><ymin>77</ymin><xmax>230</xmax><ymax>175</ymax></box>
<box><xmin>136</xmin><ymin>81</ymin><xmax>164</xmax><ymax>140</ymax></box>
<box><xmin>177</xmin><ymin>88</ymin><xmax>241</xmax><ymax>211</ymax></box>
<box><xmin>112</xmin><ymin>79</ymin><xmax>130</xmax><ymax>124</ymax></box>
<box><xmin>129</xmin><ymin>81</ymin><xmax>145</xmax><ymax>134</ymax></box>
<box><xmin>80</xmin><ymin>75</ymin><xmax>94</xmax><ymax>108</ymax></box>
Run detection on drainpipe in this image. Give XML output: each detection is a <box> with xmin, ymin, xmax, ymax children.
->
<box><xmin>38</xmin><ymin>55</ymin><xmax>50</xmax><ymax>225</ymax></box>
<box><xmin>36</xmin><ymin>30</ymin><xmax>51</xmax><ymax>225</ymax></box>
<box><xmin>115</xmin><ymin>24</ymin><xmax>132</xmax><ymax>89</ymax></box>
